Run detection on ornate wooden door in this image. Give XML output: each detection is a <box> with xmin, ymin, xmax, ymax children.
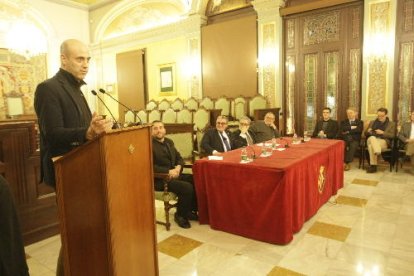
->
<box><xmin>283</xmin><ymin>1</ymin><xmax>363</xmax><ymax>135</ymax></box>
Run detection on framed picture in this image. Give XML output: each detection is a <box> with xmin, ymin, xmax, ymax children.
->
<box><xmin>159</xmin><ymin>63</ymin><xmax>176</xmax><ymax>96</ymax></box>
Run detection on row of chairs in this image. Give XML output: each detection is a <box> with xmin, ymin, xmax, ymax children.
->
<box><xmin>145</xmin><ymin>94</ymin><xmax>269</xmax><ymax>120</ymax></box>
<box><xmin>359</xmin><ymin>132</ymin><xmax>410</xmax><ymax>172</ymax></box>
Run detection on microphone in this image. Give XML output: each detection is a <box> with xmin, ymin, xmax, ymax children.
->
<box><xmin>90</xmin><ymin>90</ymin><xmax>121</xmax><ymax>129</ymax></box>
<box><xmin>98</xmin><ymin>88</ymin><xmax>142</xmax><ymax>125</ymax></box>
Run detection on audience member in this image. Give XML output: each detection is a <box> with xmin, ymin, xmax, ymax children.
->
<box><xmin>201</xmin><ymin>115</ymin><xmax>234</xmax><ymax>155</ymax></box>
<box><xmin>312</xmin><ymin>107</ymin><xmax>338</xmax><ymax>139</ymax></box>
<box><xmin>398</xmin><ymin>110</ymin><xmax>414</xmax><ymax>172</ymax></box>
<box><xmin>249</xmin><ymin>112</ymin><xmax>280</xmax><ymax>143</ymax></box>
<box><xmin>232</xmin><ymin>116</ymin><xmax>257</xmax><ymax>149</ymax></box>
<box><xmin>364</xmin><ymin>107</ymin><xmax>396</xmax><ymax>173</ymax></box>
<box><xmin>151</xmin><ymin>121</ymin><xmax>198</xmax><ymax>229</ymax></box>
<box><xmin>0</xmin><ymin>175</ymin><xmax>29</xmax><ymax>276</ymax></box>
<box><xmin>339</xmin><ymin>107</ymin><xmax>363</xmax><ymax>170</ymax></box>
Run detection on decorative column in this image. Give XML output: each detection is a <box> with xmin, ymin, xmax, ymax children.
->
<box><xmin>362</xmin><ymin>0</ymin><xmax>397</xmax><ymax>119</ymax></box>
<box><xmin>253</xmin><ymin>0</ymin><xmax>284</xmax><ymax>108</ymax></box>
<box><xmin>185</xmin><ymin>15</ymin><xmax>207</xmax><ymax>99</ymax></box>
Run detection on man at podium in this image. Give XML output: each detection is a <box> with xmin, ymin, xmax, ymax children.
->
<box><xmin>34</xmin><ymin>39</ymin><xmax>112</xmax><ymax>276</ymax></box>
<box><xmin>151</xmin><ymin>121</ymin><xmax>198</xmax><ymax>228</ymax></box>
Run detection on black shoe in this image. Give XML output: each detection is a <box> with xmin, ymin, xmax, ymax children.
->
<box><xmin>174</xmin><ymin>213</ymin><xmax>191</xmax><ymax>229</ymax></box>
<box><xmin>366</xmin><ymin>165</ymin><xmax>377</xmax><ymax>173</ymax></box>
<box><xmin>187</xmin><ymin>211</ymin><xmax>199</xmax><ymax>221</ymax></box>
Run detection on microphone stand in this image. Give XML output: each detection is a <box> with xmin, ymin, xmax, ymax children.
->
<box><xmin>98</xmin><ymin>88</ymin><xmax>142</xmax><ymax>126</ymax></box>
<box><xmin>91</xmin><ymin>90</ymin><xmax>121</xmax><ymax>129</ymax></box>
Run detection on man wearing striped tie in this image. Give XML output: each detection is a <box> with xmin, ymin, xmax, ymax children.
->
<box><xmin>201</xmin><ymin>115</ymin><xmax>234</xmax><ymax>156</ymax></box>
<box><xmin>232</xmin><ymin>116</ymin><xmax>257</xmax><ymax>149</ymax></box>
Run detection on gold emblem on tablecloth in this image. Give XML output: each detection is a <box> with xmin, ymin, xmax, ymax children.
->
<box><xmin>318</xmin><ymin>166</ymin><xmax>326</xmax><ymax>194</ymax></box>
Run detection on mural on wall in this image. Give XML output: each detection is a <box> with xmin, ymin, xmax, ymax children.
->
<box><xmin>0</xmin><ymin>49</ymin><xmax>47</xmax><ymax>120</ymax></box>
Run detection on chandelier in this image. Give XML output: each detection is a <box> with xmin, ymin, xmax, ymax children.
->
<box><xmin>5</xmin><ymin>13</ymin><xmax>47</xmax><ymax>59</ymax></box>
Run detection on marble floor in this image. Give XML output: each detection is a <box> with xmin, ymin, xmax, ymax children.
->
<box><xmin>25</xmin><ymin>161</ymin><xmax>414</xmax><ymax>276</ymax></box>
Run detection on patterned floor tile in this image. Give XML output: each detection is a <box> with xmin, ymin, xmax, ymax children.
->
<box><xmin>268</xmin><ymin>266</ymin><xmax>305</xmax><ymax>276</ymax></box>
<box><xmin>307</xmin><ymin>221</ymin><xmax>351</xmax><ymax>242</ymax></box>
<box><xmin>158</xmin><ymin>234</ymin><xmax>202</xmax><ymax>259</ymax></box>
<box><xmin>336</xmin><ymin>195</ymin><xmax>368</xmax><ymax>207</ymax></box>
<box><xmin>351</xmin><ymin>178</ymin><xmax>379</xmax><ymax>186</ymax></box>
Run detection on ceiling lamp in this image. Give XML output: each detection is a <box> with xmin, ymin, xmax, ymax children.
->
<box><xmin>5</xmin><ymin>14</ymin><xmax>47</xmax><ymax>59</ymax></box>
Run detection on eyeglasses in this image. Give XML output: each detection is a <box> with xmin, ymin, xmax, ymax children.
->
<box><xmin>216</xmin><ymin>122</ymin><xmax>227</xmax><ymax>125</ymax></box>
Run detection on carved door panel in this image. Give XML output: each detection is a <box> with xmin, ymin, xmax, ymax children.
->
<box><xmin>283</xmin><ymin>2</ymin><xmax>363</xmax><ymax>135</ymax></box>
<box><xmin>394</xmin><ymin>0</ymin><xmax>414</xmax><ymax>124</ymax></box>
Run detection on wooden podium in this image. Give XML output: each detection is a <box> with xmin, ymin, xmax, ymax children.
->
<box><xmin>54</xmin><ymin>126</ymin><xmax>158</xmax><ymax>276</ymax></box>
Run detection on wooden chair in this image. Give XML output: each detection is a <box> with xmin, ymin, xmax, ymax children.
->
<box><xmin>154</xmin><ymin>173</ymin><xmax>177</xmax><ymax>231</ymax></box>
<box><xmin>214</xmin><ymin>96</ymin><xmax>231</xmax><ymax>117</ymax></box>
<box><xmin>232</xmin><ymin>96</ymin><xmax>247</xmax><ymax>120</ymax></box>
<box><xmin>124</xmin><ymin>110</ymin><xmax>135</xmax><ymax>124</ymax></box>
<box><xmin>184</xmin><ymin>97</ymin><xmax>199</xmax><ymax>111</ymax></box>
<box><xmin>176</xmin><ymin>108</ymin><xmax>193</xmax><ymax>124</ymax></box>
<box><xmin>165</xmin><ymin>123</ymin><xmax>197</xmax><ymax>169</ymax></box>
<box><xmin>148</xmin><ymin>109</ymin><xmax>161</xmax><ymax>123</ymax></box>
<box><xmin>146</xmin><ymin>100</ymin><xmax>158</xmax><ymax>111</ymax></box>
<box><xmin>249</xmin><ymin>94</ymin><xmax>267</xmax><ymax>117</ymax></box>
<box><xmin>161</xmin><ymin>108</ymin><xmax>176</xmax><ymax>123</ymax></box>
<box><xmin>171</xmin><ymin>98</ymin><xmax>184</xmax><ymax>111</ymax></box>
<box><xmin>136</xmin><ymin>109</ymin><xmax>148</xmax><ymax>124</ymax></box>
<box><xmin>199</xmin><ymin>97</ymin><xmax>214</xmax><ymax>110</ymax></box>
<box><xmin>395</xmin><ymin>138</ymin><xmax>407</xmax><ymax>172</ymax></box>
<box><xmin>158</xmin><ymin>99</ymin><xmax>171</xmax><ymax>111</ymax></box>
<box><xmin>193</xmin><ymin>107</ymin><xmax>210</xmax><ymax>131</ymax></box>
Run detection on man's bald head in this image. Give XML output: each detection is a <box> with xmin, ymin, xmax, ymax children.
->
<box><xmin>60</xmin><ymin>39</ymin><xmax>90</xmax><ymax>81</ymax></box>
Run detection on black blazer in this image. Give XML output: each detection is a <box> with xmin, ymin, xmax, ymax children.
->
<box><xmin>34</xmin><ymin>69</ymin><xmax>92</xmax><ymax>187</ymax></box>
<box><xmin>152</xmin><ymin>137</ymin><xmax>184</xmax><ymax>190</ymax></box>
<box><xmin>201</xmin><ymin>128</ymin><xmax>233</xmax><ymax>155</ymax></box>
<box><xmin>231</xmin><ymin>129</ymin><xmax>257</xmax><ymax>149</ymax></box>
<box><xmin>338</xmin><ymin>118</ymin><xmax>363</xmax><ymax>142</ymax></box>
<box><xmin>312</xmin><ymin>119</ymin><xmax>339</xmax><ymax>139</ymax></box>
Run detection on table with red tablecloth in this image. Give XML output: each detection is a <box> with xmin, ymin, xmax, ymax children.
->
<box><xmin>193</xmin><ymin>138</ymin><xmax>344</xmax><ymax>245</ymax></box>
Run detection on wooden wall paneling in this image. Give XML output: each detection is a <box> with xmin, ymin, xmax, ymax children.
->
<box><xmin>0</xmin><ymin>121</ymin><xmax>58</xmax><ymax>245</ymax></box>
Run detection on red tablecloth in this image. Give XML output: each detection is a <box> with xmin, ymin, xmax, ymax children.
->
<box><xmin>193</xmin><ymin>138</ymin><xmax>344</xmax><ymax>244</ymax></box>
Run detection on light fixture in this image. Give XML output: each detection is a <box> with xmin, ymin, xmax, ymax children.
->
<box><xmin>5</xmin><ymin>5</ymin><xmax>47</xmax><ymax>59</ymax></box>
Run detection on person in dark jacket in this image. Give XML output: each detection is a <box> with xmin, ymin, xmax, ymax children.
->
<box><xmin>312</xmin><ymin>107</ymin><xmax>338</xmax><ymax>139</ymax></box>
<box><xmin>151</xmin><ymin>121</ymin><xmax>197</xmax><ymax>229</ymax></box>
<box><xmin>201</xmin><ymin>115</ymin><xmax>234</xmax><ymax>155</ymax></box>
<box><xmin>34</xmin><ymin>39</ymin><xmax>113</xmax><ymax>276</ymax></box>
<box><xmin>339</xmin><ymin>107</ymin><xmax>363</xmax><ymax>170</ymax></box>
<box><xmin>364</xmin><ymin>107</ymin><xmax>396</xmax><ymax>173</ymax></box>
<box><xmin>249</xmin><ymin>112</ymin><xmax>280</xmax><ymax>143</ymax></box>
<box><xmin>232</xmin><ymin>116</ymin><xmax>257</xmax><ymax>149</ymax></box>
<box><xmin>0</xmin><ymin>175</ymin><xmax>29</xmax><ymax>276</ymax></box>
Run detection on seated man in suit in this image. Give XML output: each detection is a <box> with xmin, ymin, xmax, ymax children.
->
<box><xmin>232</xmin><ymin>116</ymin><xmax>257</xmax><ymax>149</ymax></box>
<box><xmin>0</xmin><ymin>175</ymin><xmax>29</xmax><ymax>276</ymax></box>
<box><xmin>365</xmin><ymin>107</ymin><xmax>396</xmax><ymax>173</ymax></box>
<box><xmin>151</xmin><ymin>121</ymin><xmax>198</xmax><ymax>228</ymax></box>
<box><xmin>201</xmin><ymin>115</ymin><xmax>233</xmax><ymax>155</ymax></box>
<box><xmin>339</xmin><ymin>107</ymin><xmax>363</xmax><ymax>171</ymax></box>
<box><xmin>249</xmin><ymin>112</ymin><xmax>280</xmax><ymax>143</ymax></box>
<box><xmin>398</xmin><ymin>110</ymin><xmax>414</xmax><ymax>172</ymax></box>
<box><xmin>312</xmin><ymin>107</ymin><xmax>338</xmax><ymax>139</ymax></box>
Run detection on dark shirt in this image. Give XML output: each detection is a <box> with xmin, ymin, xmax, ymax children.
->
<box><xmin>152</xmin><ymin>137</ymin><xmax>184</xmax><ymax>174</ymax></box>
<box><xmin>312</xmin><ymin>119</ymin><xmax>338</xmax><ymax>139</ymax></box>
